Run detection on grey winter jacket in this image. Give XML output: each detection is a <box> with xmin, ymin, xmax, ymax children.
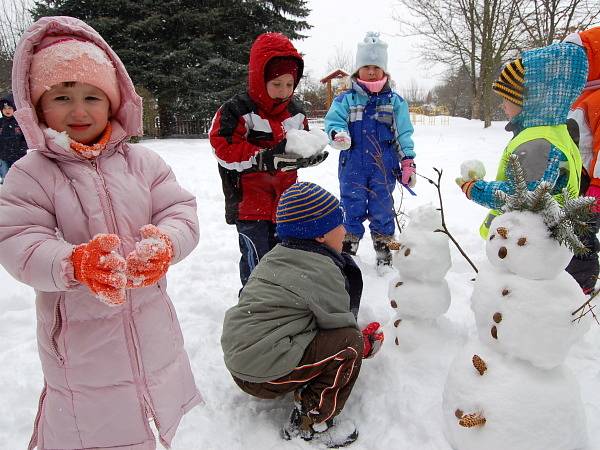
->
<box><xmin>221</xmin><ymin>244</ymin><xmax>359</xmax><ymax>382</ymax></box>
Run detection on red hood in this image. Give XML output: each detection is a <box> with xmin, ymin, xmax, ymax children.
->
<box><xmin>579</xmin><ymin>26</ymin><xmax>600</xmax><ymax>82</ymax></box>
<box><xmin>247</xmin><ymin>32</ymin><xmax>303</xmax><ymax>115</ymax></box>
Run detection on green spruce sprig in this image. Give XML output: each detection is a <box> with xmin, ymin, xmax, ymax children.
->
<box><xmin>494</xmin><ymin>154</ymin><xmax>594</xmax><ymax>255</ymax></box>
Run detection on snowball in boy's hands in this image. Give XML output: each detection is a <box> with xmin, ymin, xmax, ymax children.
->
<box><xmin>126</xmin><ymin>224</ymin><xmax>173</xmax><ymax>288</ymax></box>
<box><xmin>459</xmin><ymin>159</ymin><xmax>486</xmax><ymax>182</ymax></box>
<box><xmin>362</xmin><ymin>322</ymin><xmax>384</xmax><ymax>358</ymax></box>
<box><xmin>71</xmin><ymin>233</ymin><xmax>127</xmax><ymax>306</ymax></box>
<box><xmin>284</xmin><ymin>128</ymin><xmax>329</xmax><ymax>157</ymax></box>
<box><xmin>331</xmin><ymin>130</ymin><xmax>351</xmax><ymax>150</ymax></box>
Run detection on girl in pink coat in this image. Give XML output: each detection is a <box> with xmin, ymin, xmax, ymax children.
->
<box><xmin>0</xmin><ymin>16</ymin><xmax>202</xmax><ymax>449</ymax></box>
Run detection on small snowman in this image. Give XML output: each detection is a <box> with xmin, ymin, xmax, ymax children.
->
<box><xmin>442</xmin><ymin>155</ymin><xmax>594</xmax><ymax>450</ymax></box>
<box><xmin>388</xmin><ymin>204</ymin><xmax>452</xmax><ymax>350</ymax></box>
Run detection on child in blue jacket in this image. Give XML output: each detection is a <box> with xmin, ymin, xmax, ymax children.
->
<box><xmin>325</xmin><ymin>32</ymin><xmax>415</xmax><ymax>269</ymax></box>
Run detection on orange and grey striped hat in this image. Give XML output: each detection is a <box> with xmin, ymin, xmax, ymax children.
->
<box><xmin>492</xmin><ymin>58</ymin><xmax>525</xmax><ymax>106</ymax></box>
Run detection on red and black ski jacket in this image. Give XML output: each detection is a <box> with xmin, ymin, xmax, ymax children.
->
<box><xmin>209</xmin><ymin>32</ymin><xmax>308</xmax><ymax>224</ymax></box>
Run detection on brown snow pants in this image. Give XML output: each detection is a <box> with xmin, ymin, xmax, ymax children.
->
<box><xmin>232</xmin><ymin>327</ymin><xmax>363</xmax><ymax>424</ymax></box>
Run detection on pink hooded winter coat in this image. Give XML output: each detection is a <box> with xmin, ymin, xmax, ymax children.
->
<box><xmin>0</xmin><ymin>16</ymin><xmax>202</xmax><ymax>449</ymax></box>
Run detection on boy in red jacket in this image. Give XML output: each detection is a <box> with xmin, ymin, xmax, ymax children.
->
<box><xmin>565</xmin><ymin>26</ymin><xmax>600</xmax><ymax>294</ymax></box>
<box><xmin>209</xmin><ymin>32</ymin><xmax>327</xmax><ymax>287</ymax></box>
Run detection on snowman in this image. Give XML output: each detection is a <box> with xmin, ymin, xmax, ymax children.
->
<box><xmin>388</xmin><ymin>204</ymin><xmax>452</xmax><ymax>350</ymax></box>
<box><xmin>442</xmin><ymin>156</ymin><xmax>593</xmax><ymax>450</ymax></box>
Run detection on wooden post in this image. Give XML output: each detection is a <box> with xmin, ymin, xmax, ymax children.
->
<box><xmin>326</xmin><ymin>80</ymin><xmax>333</xmax><ymax>109</ymax></box>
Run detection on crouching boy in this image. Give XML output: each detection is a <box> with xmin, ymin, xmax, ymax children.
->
<box><xmin>221</xmin><ymin>182</ymin><xmax>383</xmax><ymax>448</ymax></box>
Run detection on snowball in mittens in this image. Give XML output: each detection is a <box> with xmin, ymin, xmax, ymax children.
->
<box><xmin>285</xmin><ymin>128</ymin><xmax>329</xmax><ymax>157</ymax></box>
<box><xmin>460</xmin><ymin>160</ymin><xmax>486</xmax><ymax>181</ymax></box>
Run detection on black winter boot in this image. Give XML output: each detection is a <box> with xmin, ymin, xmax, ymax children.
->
<box><xmin>373</xmin><ymin>235</ymin><xmax>393</xmax><ymax>272</ymax></box>
<box><xmin>342</xmin><ymin>233</ymin><xmax>360</xmax><ymax>256</ymax></box>
<box><xmin>282</xmin><ymin>405</ymin><xmax>359</xmax><ymax>448</ymax></box>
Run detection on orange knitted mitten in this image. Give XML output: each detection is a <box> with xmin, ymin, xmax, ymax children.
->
<box><xmin>126</xmin><ymin>225</ymin><xmax>173</xmax><ymax>288</ymax></box>
<box><xmin>71</xmin><ymin>234</ymin><xmax>127</xmax><ymax>306</ymax></box>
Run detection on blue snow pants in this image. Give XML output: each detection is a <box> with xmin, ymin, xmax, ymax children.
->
<box><xmin>235</xmin><ymin>220</ymin><xmax>278</xmax><ymax>287</ymax></box>
<box><xmin>338</xmin><ymin>110</ymin><xmax>399</xmax><ymax>238</ymax></box>
<box><xmin>0</xmin><ymin>159</ymin><xmax>8</xmax><ymax>182</ymax></box>
<box><xmin>338</xmin><ymin>148</ymin><xmax>398</xmax><ymax>238</ymax></box>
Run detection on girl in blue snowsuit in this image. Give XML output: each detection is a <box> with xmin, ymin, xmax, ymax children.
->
<box><xmin>325</xmin><ymin>32</ymin><xmax>415</xmax><ymax>268</ymax></box>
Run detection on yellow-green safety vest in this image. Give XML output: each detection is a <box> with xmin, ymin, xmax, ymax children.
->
<box><xmin>479</xmin><ymin>124</ymin><xmax>582</xmax><ymax>238</ymax></box>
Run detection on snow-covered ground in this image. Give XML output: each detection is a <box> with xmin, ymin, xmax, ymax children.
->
<box><xmin>1</xmin><ymin>116</ymin><xmax>599</xmax><ymax>449</ymax></box>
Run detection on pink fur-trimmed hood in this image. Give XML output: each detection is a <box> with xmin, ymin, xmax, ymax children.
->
<box><xmin>11</xmin><ymin>16</ymin><xmax>143</xmax><ymax>154</ymax></box>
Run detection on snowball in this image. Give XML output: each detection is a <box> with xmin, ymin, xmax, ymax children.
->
<box><xmin>486</xmin><ymin>211</ymin><xmax>573</xmax><ymax>279</ymax></box>
<box><xmin>460</xmin><ymin>159</ymin><xmax>486</xmax><ymax>180</ymax></box>
<box><xmin>442</xmin><ymin>342</ymin><xmax>587</xmax><ymax>450</ymax></box>
<box><xmin>389</xmin><ymin>275</ymin><xmax>450</xmax><ymax>319</ymax></box>
<box><xmin>44</xmin><ymin>127</ymin><xmax>70</xmax><ymax>150</ymax></box>
<box><xmin>404</xmin><ymin>204</ymin><xmax>442</xmax><ymax>232</ymax></box>
<box><xmin>284</xmin><ymin>128</ymin><xmax>328</xmax><ymax>157</ymax></box>
<box><xmin>471</xmin><ymin>264</ymin><xmax>590</xmax><ymax>369</ymax></box>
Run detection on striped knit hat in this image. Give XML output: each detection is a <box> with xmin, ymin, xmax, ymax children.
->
<box><xmin>492</xmin><ymin>58</ymin><xmax>525</xmax><ymax>106</ymax></box>
<box><xmin>276</xmin><ymin>182</ymin><xmax>344</xmax><ymax>240</ymax></box>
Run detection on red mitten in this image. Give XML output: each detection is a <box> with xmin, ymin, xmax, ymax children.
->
<box><xmin>126</xmin><ymin>225</ymin><xmax>173</xmax><ymax>288</ymax></box>
<box><xmin>71</xmin><ymin>234</ymin><xmax>127</xmax><ymax>306</ymax></box>
<box><xmin>362</xmin><ymin>322</ymin><xmax>385</xmax><ymax>359</ymax></box>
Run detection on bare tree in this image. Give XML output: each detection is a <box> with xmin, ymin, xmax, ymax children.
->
<box><xmin>400</xmin><ymin>78</ymin><xmax>426</xmax><ymax>104</ymax></box>
<box><xmin>0</xmin><ymin>0</ymin><xmax>33</xmax><ymax>92</ymax></box>
<box><xmin>326</xmin><ymin>44</ymin><xmax>355</xmax><ymax>74</ymax></box>
<box><xmin>516</xmin><ymin>0</ymin><xmax>600</xmax><ymax>47</ymax></box>
<box><xmin>0</xmin><ymin>0</ymin><xmax>32</xmax><ymax>56</ymax></box>
<box><xmin>396</xmin><ymin>0</ymin><xmax>523</xmax><ymax>127</ymax></box>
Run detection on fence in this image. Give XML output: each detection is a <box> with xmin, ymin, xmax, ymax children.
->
<box><xmin>142</xmin><ymin>116</ymin><xmax>213</xmax><ymax>139</ymax></box>
<box><xmin>409</xmin><ymin>105</ymin><xmax>450</xmax><ymax>126</ymax></box>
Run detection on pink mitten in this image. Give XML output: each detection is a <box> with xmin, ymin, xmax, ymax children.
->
<box><xmin>401</xmin><ymin>158</ymin><xmax>416</xmax><ymax>187</ymax></box>
<box><xmin>126</xmin><ymin>225</ymin><xmax>173</xmax><ymax>288</ymax></box>
<box><xmin>362</xmin><ymin>322</ymin><xmax>385</xmax><ymax>359</ymax></box>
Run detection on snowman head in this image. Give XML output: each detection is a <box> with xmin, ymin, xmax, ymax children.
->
<box><xmin>488</xmin><ymin>154</ymin><xmax>595</xmax><ymax>279</ymax></box>
<box><xmin>486</xmin><ymin>211</ymin><xmax>573</xmax><ymax>279</ymax></box>
<box><xmin>393</xmin><ymin>205</ymin><xmax>451</xmax><ymax>281</ymax></box>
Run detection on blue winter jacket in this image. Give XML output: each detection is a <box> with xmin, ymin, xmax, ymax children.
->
<box><xmin>324</xmin><ymin>79</ymin><xmax>415</xmax><ymax>159</ymax></box>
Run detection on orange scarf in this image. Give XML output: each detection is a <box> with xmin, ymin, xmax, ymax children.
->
<box><xmin>70</xmin><ymin>123</ymin><xmax>112</xmax><ymax>159</ymax></box>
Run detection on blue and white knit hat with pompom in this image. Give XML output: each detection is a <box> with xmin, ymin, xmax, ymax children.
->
<box><xmin>276</xmin><ymin>182</ymin><xmax>344</xmax><ymax>240</ymax></box>
<box><xmin>354</xmin><ymin>32</ymin><xmax>388</xmax><ymax>74</ymax></box>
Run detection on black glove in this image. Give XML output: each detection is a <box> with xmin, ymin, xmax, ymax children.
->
<box><xmin>256</xmin><ymin>139</ymin><xmax>329</xmax><ymax>172</ymax></box>
<box><xmin>255</xmin><ymin>139</ymin><xmax>287</xmax><ymax>172</ymax></box>
<box><xmin>293</xmin><ymin>150</ymin><xmax>329</xmax><ymax>170</ymax></box>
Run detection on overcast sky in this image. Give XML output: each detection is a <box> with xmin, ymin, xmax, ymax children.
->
<box><xmin>0</xmin><ymin>0</ymin><xmax>444</xmax><ymax>92</ymax></box>
<box><xmin>293</xmin><ymin>0</ymin><xmax>444</xmax><ymax>92</ymax></box>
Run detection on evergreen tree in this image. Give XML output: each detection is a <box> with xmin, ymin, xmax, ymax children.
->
<box><xmin>32</xmin><ymin>0</ymin><xmax>311</xmax><ymax>136</ymax></box>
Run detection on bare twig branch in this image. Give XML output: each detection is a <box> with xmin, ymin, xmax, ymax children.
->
<box><xmin>419</xmin><ymin>169</ymin><xmax>479</xmax><ymax>273</ymax></box>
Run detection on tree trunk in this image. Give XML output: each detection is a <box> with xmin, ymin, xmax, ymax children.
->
<box><xmin>157</xmin><ymin>95</ymin><xmax>176</xmax><ymax>138</ymax></box>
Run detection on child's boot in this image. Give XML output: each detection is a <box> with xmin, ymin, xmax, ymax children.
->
<box><xmin>373</xmin><ymin>234</ymin><xmax>393</xmax><ymax>271</ymax></box>
<box><xmin>342</xmin><ymin>233</ymin><xmax>360</xmax><ymax>255</ymax></box>
<box><xmin>282</xmin><ymin>404</ymin><xmax>359</xmax><ymax>448</ymax></box>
